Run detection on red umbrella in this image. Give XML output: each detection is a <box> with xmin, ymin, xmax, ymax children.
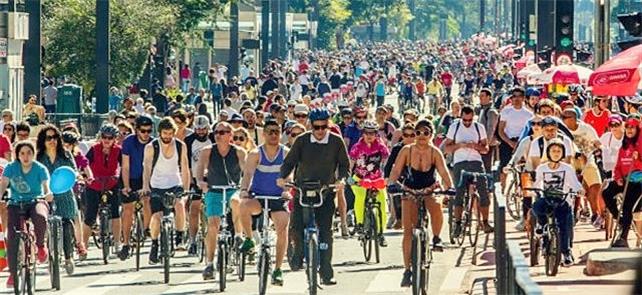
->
<box><xmin>589</xmin><ymin>44</ymin><xmax>642</xmax><ymax>96</ymax></box>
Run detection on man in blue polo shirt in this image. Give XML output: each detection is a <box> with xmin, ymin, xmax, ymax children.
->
<box><xmin>119</xmin><ymin>115</ymin><xmax>154</xmax><ymax>260</ymax></box>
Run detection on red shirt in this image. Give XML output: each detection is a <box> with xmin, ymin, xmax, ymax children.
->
<box><xmin>441</xmin><ymin>72</ymin><xmax>453</xmax><ymax>87</ymax></box>
<box><xmin>180</xmin><ymin>68</ymin><xmax>191</xmax><ymax>79</ymax></box>
<box><xmin>614</xmin><ymin>143</ymin><xmax>642</xmax><ymax>182</ymax></box>
<box><xmin>0</xmin><ymin>134</ymin><xmax>11</xmax><ymax>159</ymax></box>
<box><xmin>583</xmin><ymin>109</ymin><xmax>610</xmax><ymax>137</ymax></box>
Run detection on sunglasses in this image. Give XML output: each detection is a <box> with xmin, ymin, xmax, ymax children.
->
<box><xmin>343</xmin><ymin>116</ymin><xmax>352</xmax><ymax>120</ymax></box>
<box><xmin>215</xmin><ymin>130</ymin><xmax>231</xmax><ymax>136</ymax></box>
<box><xmin>355</xmin><ymin>116</ymin><xmax>366</xmax><ymax>119</ymax></box>
<box><xmin>532</xmin><ymin>121</ymin><xmax>542</xmax><ymax>126</ymax></box>
<box><xmin>295</xmin><ymin>114</ymin><xmax>308</xmax><ymax>119</ymax></box>
<box><xmin>290</xmin><ymin>132</ymin><xmax>302</xmax><ymax>137</ymax></box>
<box><xmin>609</xmin><ymin>123</ymin><xmax>622</xmax><ymax>127</ymax></box>
<box><xmin>101</xmin><ymin>135</ymin><xmax>114</xmax><ymax>140</ymax></box>
<box><xmin>312</xmin><ymin>124</ymin><xmax>328</xmax><ymax>130</ymax></box>
<box><xmin>120</xmin><ymin>132</ymin><xmax>131</xmax><ymax>137</ymax></box>
<box><xmin>462</xmin><ymin>118</ymin><xmax>473</xmax><ymax>123</ymax></box>
<box><xmin>233</xmin><ymin>136</ymin><xmax>246</xmax><ymax>141</ymax></box>
<box><xmin>265</xmin><ymin>129</ymin><xmax>281</xmax><ymax>135</ymax></box>
<box><xmin>415</xmin><ymin>130</ymin><xmax>431</xmax><ymax>136</ymax></box>
<box><xmin>138</xmin><ymin>128</ymin><xmax>152</xmax><ymax>134</ymax></box>
<box><xmin>45</xmin><ymin>135</ymin><xmax>59</xmax><ymax>141</ymax></box>
<box><xmin>3</xmin><ymin>127</ymin><xmax>13</xmax><ymax>132</ymax></box>
<box><xmin>402</xmin><ymin>132</ymin><xmax>416</xmax><ymax>138</ymax></box>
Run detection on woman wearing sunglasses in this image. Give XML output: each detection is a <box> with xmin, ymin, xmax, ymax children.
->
<box><xmin>233</xmin><ymin>127</ymin><xmax>256</xmax><ymax>152</ymax></box>
<box><xmin>349</xmin><ymin>121</ymin><xmax>390</xmax><ymax>247</ymax></box>
<box><xmin>388</xmin><ymin>119</ymin><xmax>454</xmax><ymax>287</ymax></box>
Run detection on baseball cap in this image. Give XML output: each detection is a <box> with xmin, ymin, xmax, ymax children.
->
<box><xmin>294</xmin><ymin>104</ymin><xmax>309</xmax><ymax>114</ymax></box>
<box><xmin>560</xmin><ymin>100</ymin><xmax>575</xmax><ymax>110</ymax></box>
<box><xmin>608</xmin><ymin>114</ymin><xmax>623</xmax><ymax>125</ymax></box>
<box><xmin>193</xmin><ymin>115</ymin><xmax>210</xmax><ymax>129</ymax></box>
<box><xmin>287</xmin><ymin>99</ymin><xmax>297</xmax><ymax>107</ymax></box>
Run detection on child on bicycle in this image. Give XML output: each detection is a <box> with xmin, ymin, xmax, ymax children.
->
<box><xmin>531</xmin><ymin>139</ymin><xmax>582</xmax><ymax>267</ymax></box>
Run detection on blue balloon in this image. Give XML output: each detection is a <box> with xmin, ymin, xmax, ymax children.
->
<box><xmin>50</xmin><ymin>166</ymin><xmax>77</xmax><ymax>195</ymax></box>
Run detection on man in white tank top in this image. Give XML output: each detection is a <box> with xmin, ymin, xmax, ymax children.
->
<box><xmin>142</xmin><ymin>117</ymin><xmax>191</xmax><ymax>265</ymax></box>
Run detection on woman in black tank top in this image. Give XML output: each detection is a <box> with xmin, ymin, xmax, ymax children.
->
<box><xmin>388</xmin><ymin>119</ymin><xmax>454</xmax><ymax>286</ymax></box>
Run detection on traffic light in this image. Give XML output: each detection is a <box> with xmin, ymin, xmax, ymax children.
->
<box><xmin>537</xmin><ymin>46</ymin><xmax>552</xmax><ymax>69</ymax></box>
<box><xmin>555</xmin><ymin>0</ymin><xmax>574</xmax><ymax>62</ymax></box>
<box><xmin>617</xmin><ymin>12</ymin><xmax>642</xmax><ymax>50</ymax></box>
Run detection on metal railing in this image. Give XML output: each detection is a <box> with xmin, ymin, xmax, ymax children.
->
<box><xmin>494</xmin><ymin>182</ymin><xmax>543</xmax><ymax>295</ymax></box>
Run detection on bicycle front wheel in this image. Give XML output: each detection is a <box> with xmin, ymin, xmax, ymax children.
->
<box><xmin>135</xmin><ymin>213</ymin><xmax>143</xmax><ymax>271</ymax></box>
<box><xmin>505</xmin><ymin>179</ymin><xmax>521</xmax><ymax>221</ymax></box>
<box><xmin>160</xmin><ymin>222</ymin><xmax>171</xmax><ymax>284</ymax></box>
<box><xmin>410</xmin><ymin>231</ymin><xmax>425</xmax><ymax>295</ymax></box>
<box><xmin>468</xmin><ymin>197</ymin><xmax>480</xmax><ymax>248</ymax></box>
<box><xmin>218</xmin><ymin>243</ymin><xmax>227</xmax><ymax>292</ymax></box>
<box><xmin>362</xmin><ymin>209</ymin><xmax>373</xmax><ymax>262</ymax></box>
<box><xmin>100</xmin><ymin>212</ymin><xmax>110</xmax><ymax>265</ymax></box>
<box><xmin>528</xmin><ymin>214</ymin><xmax>539</xmax><ymax>267</ymax></box>
<box><xmin>307</xmin><ymin>233</ymin><xmax>318</xmax><ymax>295</ymax></box>
<box><xmin>48</xmin><ymin>219</ymin><xmax>61</xmax><ymax>290</ymax></box>
<box><xmin>237</xmin><ymin>250</ymin><xmax>246</xmax><ymax>281</ymax></box>
<box><xmin>258</xmin><ymin>249</ymin><xmax>270</xmax><ymax>295</ymax></box>
<box><xmin>545</xmin><ymin>229</ymin><xmax>561</xmax><ymax>276</ymax></box>
<box><xmin>13</xmin><ymin>238</ymin><xmax>26</xmax><ymax>295</ymax></box>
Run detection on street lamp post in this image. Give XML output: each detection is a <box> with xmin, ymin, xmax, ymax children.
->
<box><xmin>96</xmin><ymin>0</ymin><xmax>109</xmax><ymax>114</ymax></box>
<box><xmin>23</xmin><ymin>0</ymin><xmax>40</xmax><ymax>103</ymax></box>
<box><xmin>229</xmin><ymin>0</ymin><xmax>239</xmax><ymax>78</ymax></box>
<box><xmin>261</xmin><ymin>0</ymin><xmax>269</xmax><ymax>66</ymax></box>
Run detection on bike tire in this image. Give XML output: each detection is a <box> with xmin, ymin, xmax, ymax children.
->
<box><xmin>135</xmin><ymin>213</ymin><xmax>143</xmax><ymax>271</ymax></box>
<box><xmin>238</xmin><ymin>251</ymin><xmax>246</xmax><ymax>281</ymax></box>
<box><xmin>468</xmin><ymin>197</ymin><xmax>480</xmax><ymax>248</ymax></box>
<box><xmin>604</xmin><ymin>212</ymin><xmax>613</xmax><ymax>241</ymax></box>
<box><xmin>258</xmin><ymin>249</ymin><xmax>270</xmax><ymax>295</ymax></box>
<box><xmin>49</xmin><ymin>219</ymin><xmax>61</xmax><ymax>290</ymax></box>
<box><xmin>307</xmin><ymin>233</ymin><xmax>318</xmax><ymax>295</ymax></box>
<box><xmin>528</xmin><ymin>214</ymin><xmax>539</xmax><ymax>267</ymax></box>
<box><xmin>373</xmin><ymin>207</ymin><xmax>381</xmax><ymax>264</ymax></box>
<box><xmin>456</xmin><ymin>212</ymin><xmax>467</xmax><ymax>247</ymax></box>
<box><xmin>198</xmin><ymin>237</ymin><xmax>205</xmax><ymax>263</ymax></box>
<box><xmin>505</xmin><ymin>180</ymin><xmax>521</xmax><ymax>221</ymax></box>
<box><xmin>161</xmin><ymin>223</ymin><xmax>170</xmax><ymax>284</ymax></box>
<box><xmin>362</xmin><ymin>211</ymin><xmax>373</xmax><ymax>262</ymax></box>
<box><xmin>448</xmin><ymin>202</ymin><xmax>456</xmax><ymax>245</ymax></box>
<box><xmin>13</xmin><ymin>238</ymin><xmax>26</xmax><ymax>295</ymax></box>
<box><xmin>218</xmin><ymin>243</ymin><xmax>227</xmax><ymax>292</ymax></box>
<box><xmin>411</xmin><ymin>232</ymin><xmax>422</xmax><ymax>295</ymax></box>
<box><xmin>100</xmin><ymin>213</ymin><xmax>110</xmax><ymax>265</ymax></box>
<box><xmin>545</xmin><ymin>229</ymin><xmax>561</xmax><ymax>276</ymax></box>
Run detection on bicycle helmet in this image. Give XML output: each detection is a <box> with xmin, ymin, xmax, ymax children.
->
<box><xmin>308</xmin><ymin>107</ymin><xmax>330</xmax><ymax>122</ymax></box>
<box><xmin>61</xmin><ymin>131</ymin><xmax>80</xmax><ymax>145</ymax></box>
<box><xmin>546</xmin><ymin>138</ymin><xmax>566</xmax><ymax>163</ymax></box>
<box><xmin>362</xmin><ymin>120</ymin><xmax>378</xmax><ymax>131</ymax></box>
<box><xmin>541</xmin><ymin>116</ymin><xmax>558</xmax><ymax>128</ymax></box>
<box><xmin>99</xmin><ymin>123</ymin><xmax>119</xmax><ymax>137</ymax></box>
<box><xmin>567</xmin><ymin>84</ymin><xmax>582</xmax><ymax>94</ymax></box>
<box><xmin>135</xmin><ymin>115</ymin><xmax>153</xmax><ymax>128</ymax></box>
<box><xmin>525</xmin><ymin>87</ymin><xmax>541</xmax><ymax>97</ymax></box>
<box><xmin>340</xmin><ymin>108</ymin><xmax>353</xmax><ymax>116</ymax></box>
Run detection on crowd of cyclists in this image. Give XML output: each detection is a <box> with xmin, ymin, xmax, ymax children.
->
<box><xmin>1</xmin><ymin>37</ymin><xmax>641</xmax><ymax>292</ymax></box>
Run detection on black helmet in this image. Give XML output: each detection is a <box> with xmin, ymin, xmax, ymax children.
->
<box><xmin>61</xmin><ymin>131</ymin><xmax>80</xmax><ymax>145</ymax></box>
<box><xmin>135</xmin><ymin>115</ymin><xmax>153</xmax><ymax>128</ymax></box>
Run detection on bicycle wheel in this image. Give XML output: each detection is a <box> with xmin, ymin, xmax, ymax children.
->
<box><xmin>258</xmin><ymin>249</ymin><xmax>270</xmax><ymax>295</ymax></box>
<box><xmin>373</xmin><ymin>207</ymin><xmax>381</xmax><ymax>264</ymax></box>
<box><xmin>48</xmin><ymin>218</ymin><xmax>61</xmax><ymax>290</ymax></box>
<box><xmin>410</xmin><ymin>231</ymin><xmax>424</xmax><ymax>295</ymax></box>
<box><xmin>307</xmin><ymin>233</ymin><xmax>318</xmax><ymax>295</ymax></box>
<box><xmin>161</xmin><ymin>223</ymin><xmax>170</xmax><ymax>284</ymax></box>
<box><xmin>505</xmin><ymin>179</ymin><xmax>521</xmax><ymax>221</ymax></box>
<box><xmin>528</xmin><ymin>214</ymin><xmax>539</xmax><ymax>267</ymax></box>
<box><xmin>361</xmin><ymin>209</ymin><xmax>373</xmax><ymax>262</ymax></box>
<box><xmin>237</xmin><ymin>250</ymin><xmax>246</xmax><ymax>281</ymax></box>
<box><xmin>135</xmin><ymin>213</ymin><xmax>143</xmax><ymax>271</ymax></box>
<box><xmin>100</xmin><ymin>212</ymin><xmax>110</xmax><ymax>265</ymax></box>
<box><xmin>468</xmin><ymin>197</ymin><xmax>480</xmax><ymax>248</ymax></box>
<box><xmin>218</xmin><ymin>243</ymin><xmax>227</xmax><ymax>292</ymax></box>
<box><xmin>448</xmin><ymin>202</ymin><xmax>456</xmax><ymax>244</ymax></box>
<box><xmin>13</xmin><ymin>238</ymin><xmax>26</xmax><ymax>295</ymax></box>
<box><xmin>545</xmin><ymin>228</ymin><xmax>561</xmax><ymax>276</ymax></box>
<box><xmin>455</xmin><ymin>211</ymin><xmax>466</xmax><ymax>247</ymax></box>
<box><xmin>29</xmin><ymin>253</ymin><xmax>36</xmax><ymax>295</ymax></box>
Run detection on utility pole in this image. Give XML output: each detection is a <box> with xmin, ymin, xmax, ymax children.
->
<box><xmin>271</xmin><ymin>0</ymin><xmax>279</xmax><ymax>58</ymax></box>
<box><xmin>279</xmin><ymin>0</ymin><xmax>287</xmax><ymax>59</ymax></box>
<box><xmin>229</xmin><ymin>1</ymin><xmax>239</xmax><ymax>78</ymax></box>
<box><xmin>95</xmin><ymin>0</ymin><xmax>109</xmax><ymax>114</ymax></box>
<box><xmin>23</xmin><ymin>0</ymin><xmax>41</xmax><ymax>101</ymax></box>
<box><xmin>380</xmin><ymin>1</ymin><xmax>388</xmax><ymax>41</ymax></box>
<box><xmin>310</xmin><ymin>0</ymin><xmax>319</xmax><ymax>49</ymax></box>
<box><xmin>595</xmin><ymin>0</ymin><xmax>610</xmax><ymax>66</ymax></box>
<box><xmin>261</xmin><ymin>0</ymin><xmax>269</xmax><ymax>66</ymax></box>
<box><xmin>480</xmin><ymin>0</ymin><xmax>486</xmax><ymax>32</ymax></box>
<box><xmin>408</xmin><ymin>0</ymin><xmax>416</xmax><ymax>40</ymax></box>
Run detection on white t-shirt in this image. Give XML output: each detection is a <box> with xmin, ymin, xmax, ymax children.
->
<box><xmin>569</xmin><ymin>121</ymin><xmax>599</xmax><ymax>156</ymax></box>
<box><xmin>599</xmin><ymin>132</ymin><xmax>623</xmax><ymax>172</ymax></box>
<box><xmin>500</xmin><ymin>106</ymin><xmax>533</xmax><ymax>138</ymax></box>
<box><xmin>446</xmin><ymin>120</ymin><xmax>487</xmax><ymax>164</ymax></box>
<box><xmin>534</xmin><ymin>162</ymin><xmax>582</xmax><ymax>206</ymax></box>
<box><xmin>528</xmin><ymin>134</ymin><xmax>575</xmax><ymax>162</ymax></box>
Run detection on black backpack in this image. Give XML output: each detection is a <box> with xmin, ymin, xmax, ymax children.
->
<box><xmin>151</xmin><ymin>139</ymin><xmax>183</xmax><ymax>174</ymax></box>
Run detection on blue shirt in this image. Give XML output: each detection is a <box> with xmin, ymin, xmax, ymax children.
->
<box><xmin>109</xmin><ymin>94</ymin><xmax>122</xmax><ymax>111</ymax></box>
<box><xmin>3</xmin><ymin>161</ymin><xmax>50</xmax><ymax>205</ymax></box>
<box><xmin>121</xmin><ymin>134</ymin><xmax>150</xmax><ymax>179</ymax></box>
<box><xmin>343</xmin><ymin>123</ymin><xmax>362</xmax><ymax>151</ymax></box>
<box><xmin>376</xmin><ymin>81</ymin><xmax>386</xmax><ymax>96</ymax></box>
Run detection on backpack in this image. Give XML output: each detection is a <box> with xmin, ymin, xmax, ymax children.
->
<box><xmin>535</xmin><ymin>134</ymin><xmax>564</xmax><ymax>158</ymax></box>
<box><xmin>151</xmin><ymin>139</ymin><xmax>183</xmax><ymax>173</ymax></box>
<box><xmin>452</xmin><ymin>120</ymin><xmax>481</xmax><ymax>144</ymax></box>
<box><xmin>440</xmin><ymin>120</ymin><xmax>482</xmax><ymax>167</ymax></box>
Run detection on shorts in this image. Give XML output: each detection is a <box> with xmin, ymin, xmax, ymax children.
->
<box><xmin>83</xmin><ymin>188</ymin><xmax>121</xmax><ymax>227</ymax></box>
<box><xmin>581</xmin><ymin>163</ymin><xmax>602</xmax><ymax>187</ymax></box>
<box><xmin>151</xmin><ymin>187</ymin><xmax>183</xmax><ymax>214</ymax></box>
<box><xmin>204</xmin><ymin>189</ymin><xmax>237</xmax><ymax>218</ymax></box>
<box><xmin>499</xmin><ymin>138</ymin><xmax>518</xmax><ymax>169</ymax></box>
<box><xmin>251</xmin><ymin>193</ymin><xmax>288</xmax><ymax>214</ymax></box>
<box><xmin>121</xmin><ymin>179</ymin><xmax>143</xmax><ymax>204</ymax></box>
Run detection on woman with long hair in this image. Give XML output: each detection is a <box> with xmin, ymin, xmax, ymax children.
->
<box><xmin>3</xmin><ymin>122</ymin><xmax>15</xmax><ymax>143</ymax></box>
<box><xmin>233</xmin><ymin>127</ymin><xmax>256</xmax><ymax>152</ymax></box>
<box><xmin>36</xmin><ymin>125</ymin><xmax>79</xmax><ymax>274</ymax></box>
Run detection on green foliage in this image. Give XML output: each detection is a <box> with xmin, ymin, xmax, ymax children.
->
<box><xmin>317</xmin><ymin>0</ymin><xmax>351</xmax><ymax>49</ymax></box>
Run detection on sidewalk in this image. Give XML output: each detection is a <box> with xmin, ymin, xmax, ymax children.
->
<box><xmin>458</xmin><ymin>216</ymin><xmax>637</xmax><ymax>295</ymax></box>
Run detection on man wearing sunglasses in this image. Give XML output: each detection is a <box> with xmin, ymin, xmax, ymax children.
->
<box><xmin>184</xmin><ymin>115</ymin><xmax>215</xmax><ymax>255</ymax></box>
<box><xmin>444</xmin><ymin>105</ymin><xmax>493</xmax><ymax>235</ymax></box>
<box><xmin>238</xmin><ymin>119</ymin><xmax>291</xmax><ymax>286</ymax></box>
<box><xmin>119</xmin><ymin>115</ymin><xmax>155</xmax><ymax>261</ymax></box>
<box><xmin>278</xmin><ymin>107</ymin><xmax>350</xmax><ymax>285</ymax></box>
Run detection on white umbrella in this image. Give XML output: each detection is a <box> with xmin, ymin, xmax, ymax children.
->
<box><xmin>517</xmin><ymin>64</ymin><xmax>542</xmax><ymax>79</ymax></box>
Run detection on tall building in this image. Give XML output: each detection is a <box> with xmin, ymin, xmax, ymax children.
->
<box><xmin>0</xmin><ymin>1</ymin><xmax>29</xmax><ymax>120</ymax></box>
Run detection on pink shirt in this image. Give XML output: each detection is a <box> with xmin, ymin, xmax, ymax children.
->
<box><xmin>349</xmin><ymin>137</ymin><xmax>389</xmax><ymax>180</ymax></box>
<box><xmin>180</xmin><ymin>68</ymin><xmax>191</xmax><ymax>80</ymax></box>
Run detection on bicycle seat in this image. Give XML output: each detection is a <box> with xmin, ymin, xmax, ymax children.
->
<box><xmin>360</xmin><ymin>178</ymin><xmax>386</xmax><ymax>190</ymax></box>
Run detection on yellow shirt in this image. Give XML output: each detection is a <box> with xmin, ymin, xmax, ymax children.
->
<box><xmin>426</xmin><ymin>81</ymin><xmax>443</xmax><ymax>96</ymax></box>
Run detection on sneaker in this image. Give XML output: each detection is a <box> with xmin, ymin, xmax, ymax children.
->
<box><xmin>144</xmin><ymin>228</ymin><xmax>151</xmax><ymax>239</ymax></box>
<box><xmin>175</xmin><ymin>231</ymin><xmax>185</xmax><ymax>250</ymax></box>
<box><xmin>64</xmin><ymin>258</ymin><xmax>75</xmax><ymax>275</ymax></box>
<box><xmin>271</xmin><ymin>268</ymin><xmax>284</xmax><ymax>286</ymax></box>
<box><xmin>6</xmin><ymin>274</ymin><xmax>13</xmax><ymax>289</ymax></box>
<box><xmin>612</xmin><ymin>237</ymin><xmax>630</xmax><ymax>248</ymax></box>
<box><xmin>400</xmin><ymin>270</ymin><xmax>412</xmax><ymax>287</ymax></box>
<box><xmin>77</xmin><ymin>243</ymin><xmax>88</xmax><ymax>261</ymax></box>
<box><xmin>37</xmin><ymin>246</ymin><xmax>49</xmax><ymax>263</ymax></box>
<box><xmin>202</xmin><ymin>264</ymin><xmax>215</xmax><ymax>280</ymax></box>
<box><xmin>453</xmin><ymin>221</ymin><xmax>462</xmax><ymax>237</ymax></box>
<box><xmin>247</xmin><ymin>249</ymin><xmax>256</xmax><ymax>264</ymax></box>
<box><xmin>341</xmin><ymin>224</ymin><xmax>349</xmax><ymax>238</ymax></box>
<box><xmin>149</xmin><ymin>242</ymin><xmax>160</xmax><ymax>265</ymax></box>
<box><xmin>562</xmin><ymin>251</ymin><xmax>574</xmax><ymax>267</ymax></box>
<box><xmin>593</xmin><ymin>215</ymin><xmax>604</xmax><ymax>229</ymax></box>
<box><xmin>432</xmin><ymin>236</ymin><xmax>444</xmax><ymax>252</ymax></box>
<box><xmin>240</xmin><ymin>237</ymin><xmax>255</xmax><ymax>253</ymax></box>
<box><xmin>352</xmin><ymin>224</ymin><xmax>363</xmax><ymax>236</ymax></box>
<box><xmin>320</xmin><ymin>277</ymin><xmax>337</xmax><ymax>285</ymax></box>
<box><xmin>113</xmin><ymin>241</ymin><xmax>121</xmax><ymax>256</ymax></box>
<box><xmin>188</xmin><ymin>242</ymin><xmax>197</xmax><ymax>256</ymax></box>
<box><xmin>392</xmin><ymin>220</ymin><xmax>402</xmax><ymax>230</ymax></box>
<box><xmin>386</xmin><ymin>217</ymin><xmax>395</xmax><ymax>230</ymax></box>
<box><xmin>378</xmin><ymin>235</ymin><xmax>388</xmax><ymax>247</ymax></box>
<box><xmin>234</xmin><ymin>235</ymin><xmax>244</xmax><ymax>249</ymax></box>
<box><xmin>482</xmin><ymin>222</ymin><xmax>494</xmax><ymax>234</ymax></box>
<box><xmin>514</xmin><ymin>219</ymin><xmax>525</xmax><ymax>231</ymax></box>
<box><xmin>118</xmin><ymin>245</ymin><xmax>131</xmax><ymax>261</ymax></box>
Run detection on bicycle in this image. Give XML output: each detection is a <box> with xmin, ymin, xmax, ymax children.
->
<box><xmin>451</xmin><ymin>171</ymin><xmax>494</xmax><ymax>248</ymax></box>
<box><xmin>503</xmin><ymin>163</ymin><xmax>526</xmax><ymax>221</ymax></box>
<box><xmin>607</xmin><ymin>172</ymin><xmax>642</xmax><ymax>248</ymax></box>
<box><xmin>127</xmin><ymin>191</ymin><xmax>147</xmax><ymax>271</ymax></box>
<box><xmin>96</xmin><ymin>190</ymin><xmax>113</xmax><ymax>265</ymax></box>
<box><xmin>210</xmin><ymin>185</ymin><xmax>238</xmax><ymax>292</ymax></box>
<box><xmin>47</xmin><ymin>201</ymin><xmax>62</xmax><ymax>290</ymax></box>
<box><xmin>253</xmin><ymin>194</ymin><xmax>288</xmax><ymax>295</ymax></box>
<box><xmin>10</xmin><ymin>198</ymin><xmax>45</xmax><ymax>295</ymax></box>
<box><xmin>401</xmin><ymin>185</ymin><xmax>454</xmax><ymax>295</ymax></box>
<box><xmin>357</xmin><ymin>178</ymin><xmax>386</xmax><ymax>263</ymax></box>
<box><xmin>186</xmin><ymin>193</ymin><xmax>208</xmax><ymax>263</ymax></box>
<box><xmin>286</xmin><ymin>181</ymin><xmax>337</xmax><ymax>295</ymax></box>
<box><xmin>158</xmin><ymin>189</ymin><xmax>190</xmax><ymax>284</ymax></box>
<box><xmin>525</xmin><ymin>187</ymin><xmax>577</xmax><ymax>276</ymax></box>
